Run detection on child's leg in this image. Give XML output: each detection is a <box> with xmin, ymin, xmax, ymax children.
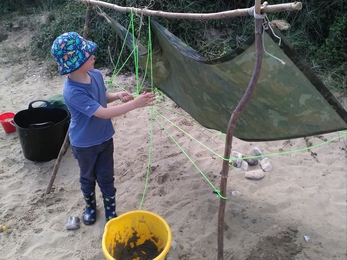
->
<box><xmin>71</xmin><ymin>144</ymin><xmax>100</xmax><ymax>225</ymax></box>
<box><xmin>71</xmin><ymin>145</ymin><xmax>98</xmax><ymax>195</ymax></box>
<box><xmin>95</xmin><ymin>138</ymin><xmax>117</xmax><ymax>221</ymax></box>
<box><xmin>95</xmin><ymin>138</ymin><xmax>116</xmax><ymax>196</ymax></box>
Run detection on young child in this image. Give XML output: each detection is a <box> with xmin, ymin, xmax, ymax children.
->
<box><xmin>51</xmin><ymin>32</ymin><xmax>156</xmax><ymax>225</ymax></box>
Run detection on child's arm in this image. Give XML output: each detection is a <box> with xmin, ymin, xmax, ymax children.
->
<box><xmin>94</xmin><ymin>92</ymin><xmax>156</xmax><ymax>119</ymax></box>
<box><xmin>106</xmin><ymin>91</ymin><xmax>133</xmax><ymax>103</ymax></box>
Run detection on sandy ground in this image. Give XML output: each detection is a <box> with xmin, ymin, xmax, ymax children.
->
<box><xmin>0</xmin><ymin>15</ymin><xmax>346</xmax><ymax>260</ymax></box>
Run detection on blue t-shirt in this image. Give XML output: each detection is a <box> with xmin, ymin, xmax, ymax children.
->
<box><xmin>63</xmin><ymin>69</ymin><xmax>115</xmax><ymax>147</ymax></box>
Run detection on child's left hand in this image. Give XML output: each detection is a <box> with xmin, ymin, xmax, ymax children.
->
<box><xmin>118</xmin><ymin>92</ymin><xmax>134</xmax><ymax>103</ymax></box>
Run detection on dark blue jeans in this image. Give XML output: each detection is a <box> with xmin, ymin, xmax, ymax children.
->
<box><xmin>71</xmin><ymin>138</ymin><xmax>116</xmax><ymax>197</ymax></box>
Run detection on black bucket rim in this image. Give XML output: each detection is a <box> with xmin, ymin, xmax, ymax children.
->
<box><xmin>14</xmin><ymin>100</ymin><xmax>69</xmax><ymax>130</ymax></box>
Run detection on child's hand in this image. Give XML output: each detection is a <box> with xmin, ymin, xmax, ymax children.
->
<box><xmin>134</xmin><ymin>91</ymin><xmax>156</xmax><ymax>108</ymax></box>
<box><xmin>118</xmin><ymin>92</ymin><xmax>134</xmax><ymax>103</ymax></box>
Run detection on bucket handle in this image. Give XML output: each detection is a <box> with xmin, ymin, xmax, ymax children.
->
<box><xmin>28</xmin><ymin>100</ymin><xmax>52</xmax><ymax>109</ymax></box>
<box><xmin>29</xmin><ymin>121</ymin><xmax>54</xmax><ymax>129</ymax></box>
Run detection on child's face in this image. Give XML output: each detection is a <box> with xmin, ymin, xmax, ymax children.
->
<box><xmin>79</xmin><ymin>55</ymin><xmax>95</xmax><ymax>72</ymax></box>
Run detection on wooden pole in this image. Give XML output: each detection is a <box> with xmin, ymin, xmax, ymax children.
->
<box><xmin>45</xmin><ymin>129</ymin><xmax>70</xmax><ymax>195</ymax></box>
<box><xmin>74</xmin><ymin>0</ymin><xmax>301</xmax><ymax>20</ymax></box>
<box><xmin>217</xmin><ymin>0</ymin><xmax>263</xmax><ymax>259</ymax></box>
<box><xmin>83</xmin><ymin>2</ymin><xmax>93</xmax><ymax>39</ymax></box>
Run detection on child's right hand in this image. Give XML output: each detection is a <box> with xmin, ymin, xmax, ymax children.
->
<box><xmin>134</xmin><ymin>91</ymin><xmax>156</xmax><ymax>108</ymax></box>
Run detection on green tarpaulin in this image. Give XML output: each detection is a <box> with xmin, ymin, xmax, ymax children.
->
<box><xmin>103</xmin><ymin>14</ymin><xmax>347</xmax><ymax>141</ymax></box>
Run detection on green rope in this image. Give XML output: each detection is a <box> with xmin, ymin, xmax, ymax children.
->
<box><xmin>240</xmin><ymin>131</ymin><xmax>347</xmax><ymax>161</ymax></box>
<box><xmin>106</xmin><ymin>49</ymin><xmax>137</xmax><ymax>87</ymax></box>
<box><xmin>153</xmin><ymin>114</ymin><xmax>227</xmax><ymax>200</ymax></box>
<box><xmin>130</xmin><ymin>22</ymin><xmax>233</xmax><ymax>200</ymax></box>
<box><xmin>139</xmin><ymin>106</ymin><xmax>155</xmax><ymax>209</ymax></box>
<box><xmin>153</xmin><ymin>107</ymin><xmax>347</xmax><ymax>162</ymax></box>
<box><xmin>139</xmin><ymin>16</ymin><xmax>156</xmax><ymax>209</ymax></box>
<box><xmin>136</xmin><ymin>16</ymin><xmax>153</xmax><ymax>92</ymax></box>
<box><xmin>153</xmin><ymin>108</ymin><xmax>224</xmax><ymax>159</ymax></box>
<box><xmin>105</xmin><ymin>13</ymin><xmax>135</xmax><ymax>87</ymax></box>
<box><xmin>130</xmin><ymin>10</ymin><xmax>141</xmax><ymax>95</ymax></box>
<box><xmin>155</xmin><ymin>103</ymin><xmax>226</xmax><ymax>139</ymax></box>
<box><xmin>148</xmin><ymin>18</ymin><xmax>154</xmax><ymax>92</ymax></box>
<box><xmin>151</xmin><ymin>108</ymin><xmax>346</xmax><ymax>200</ymax></box>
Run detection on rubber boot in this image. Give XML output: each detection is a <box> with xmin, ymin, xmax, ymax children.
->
<box><xmin>103</xmin><ymin>194</ymin><xmax>117</xmax><ymax>222</ymax></box>
<box><xmin>83</xmin><ymin>191</ymin><xmax>97</xmax><ymax>225</ymax></box>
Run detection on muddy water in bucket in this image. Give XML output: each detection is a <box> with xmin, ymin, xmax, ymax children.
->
<box><xmin>113</xmin><ymin>231</ymin><xmax>162</xmax><ymax>259</ymax></box>
<box><xmin>0</xmin><ymin>112</ymin><xmax>16</xmax><ymax>134</ymax></box>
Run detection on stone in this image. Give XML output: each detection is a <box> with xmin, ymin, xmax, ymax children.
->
<box><xmin>231</xmin><ymin>151</ymin><xmax>243</xmax><ymax>168</ymax></box>
<box><xmin>251</xmin><ymin>147</ymin><xmax>264</xmax><ymax>160</ymax></box>
<box><xmin>241</xmin><ymin>160</ymin><xmax>248</xmax><ymax>171</ymax></box>
<box><xmin>260</xmin><ymin>157</ymin><xmax>272</xmax><ymax>172</ymax></box>
<box><xmin>245</xmin><ymin>169</ymin><xmax>265</xmax><ymax>180</ymax></box>
<box><xmin>166</xmin><ymin>240</ymin><xmax>179</xmax><ymax>260</ymax></box>
<box><xmin>244</xmin><ymin>158</ymin><xmax>258</xmax><ymax>166</ymax></box>
<box><xmin>231</xmin><ymin>191</ymin><xmax>242</xmax><ymax>197</ymax></box>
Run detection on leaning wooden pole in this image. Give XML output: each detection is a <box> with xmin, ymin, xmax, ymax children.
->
<box><xmin>217</xmin><ymin>0</ymin><xmax>263</xmax><ymax>259</ymax></box>
<box><xmin>45</xmin><ymin>129</ymin><xmax>70</xmax><ymax>195</ymax></box>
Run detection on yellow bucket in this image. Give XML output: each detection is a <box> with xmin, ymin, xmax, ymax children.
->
<box><xmin>102</xmin><ymin>210</ymin><xmax>172</xmax><ymax>260</ymax></box>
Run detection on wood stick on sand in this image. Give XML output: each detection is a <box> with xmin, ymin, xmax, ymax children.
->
<box><xmin>45</xmin><ymin>129</ymin><xmax>70</xmax><ymax>195</ymax></box>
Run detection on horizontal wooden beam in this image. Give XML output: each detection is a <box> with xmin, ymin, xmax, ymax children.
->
<box><xmin>74</xmin><ymin>0</ymin><xmax>302</xmax><ymax>20</ymax></box>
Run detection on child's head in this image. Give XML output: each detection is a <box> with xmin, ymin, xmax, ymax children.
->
<box><xmin>51</xmin><ymin>32</ymin><xmax>97</xmax><ymax>75</ymax></box>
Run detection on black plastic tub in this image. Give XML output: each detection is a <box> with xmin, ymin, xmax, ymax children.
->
<box><xmin>14</xmin><ymin>100</ymin><xmax>70</xmax><ymax>162</ymax></box>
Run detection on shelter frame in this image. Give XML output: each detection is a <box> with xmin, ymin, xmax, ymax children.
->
<box><xmin>71</xmin><ymin>1</ymin><xmax>303</xmax><ymax>259</ymax></box>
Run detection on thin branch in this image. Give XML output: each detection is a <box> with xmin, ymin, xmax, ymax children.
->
<box><xmin>45</xmin><ymin>129</ymin><xmax>70</xmax><ymax>196</ymax></box>
<box><xmin>74</xmin><ymin>0</ymin><xmax>302</xmax><ymax>20</ymax></box>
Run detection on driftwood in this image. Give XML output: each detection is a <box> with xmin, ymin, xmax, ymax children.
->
<box><xmin>45</xmin><ymin>129</ymin><xmax>70</xmax><ymax>195</ymax></box>
<box><xmin>75</xmin><ymin>0</ymin><xmax>302</xmax><ymax>20</ymax></box>
<box><xmin>217</xmin><ymin>1</ymin><xmax>263</xmax><ymax>258</ymax></box>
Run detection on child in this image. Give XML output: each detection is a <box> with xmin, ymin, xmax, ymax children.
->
<box><xmin>51</xmin><ymin>32</ymin><xmax>156</xmax><ymax>225</ymax></box>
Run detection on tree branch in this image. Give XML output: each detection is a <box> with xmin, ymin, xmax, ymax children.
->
<box><xmin>74</xmin><ymin>0</ymin><xmax>302</xmax><ymax>19</ymax></box>
<box><xmin>83</xmin><ymin>3</ymin><xmax>93</xmax><ymax>38</ymax></box>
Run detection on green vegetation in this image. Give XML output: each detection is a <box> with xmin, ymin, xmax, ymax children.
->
<box><xmin>0</xmin><ymin>0</ymin><xmax>346</xmax><ymax>94</ymax></box>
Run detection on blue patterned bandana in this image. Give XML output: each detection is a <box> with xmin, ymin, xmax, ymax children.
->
<box><xmin>51</xmin><ymin>32</ymin><xmax>97</xmax><ymax>75</ymax></box>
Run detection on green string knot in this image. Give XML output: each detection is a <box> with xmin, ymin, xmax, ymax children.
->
<box><xmin>213</xmin><ymin>190</ymin><xmax>227</xmax><ymax>200</ymax></box>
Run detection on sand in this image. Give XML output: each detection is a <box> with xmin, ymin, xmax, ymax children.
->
<box><xmin>0</xmin><ymin>18</ymin><xmax>346</xmax><ymax>260</ymax></box>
